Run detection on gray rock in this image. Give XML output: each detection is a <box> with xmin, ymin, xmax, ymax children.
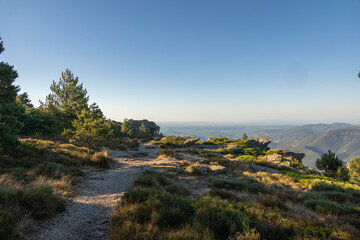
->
<box><xmin>121</xmin><ymin>119</ymin><xmax>163</xmax><ymax>139</ymax></box>
<box><xmin>245</xmin><ymin>138</ymin><xmax>272</xmax><ymax>151</ymax></box>
<box><xmin>226</xmin><ymin>145</ymin><xmax>243</xmax><ymax>153</ymax></box>
<box><xmin>183</xmin><ymin>137</ymin><xmax>201</xmax><ymax>146</ymax></box>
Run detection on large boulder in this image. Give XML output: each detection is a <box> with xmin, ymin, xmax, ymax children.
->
<box><xmin>245</xmin><ymin>138</ymin><xmax>272</xmax><ymax>151</ymax></box>
<box><xmin>259</xmin><ymin>149</ymin><xmax>306</xmax><ymax>170</ymax></box>
<box><xmin>122</xmin><ymin>119</ymin><xmax>163</xmax><ymax>139</ymax></box>
<box><xmin>226</xmin><ymin>144</ymin><xmax>243</xmax><ymax>153</ymax></box>
<box><xmin>183</xmin><ymin>137</ymin><xmax>201</xmax><ymax>146</ymax></box>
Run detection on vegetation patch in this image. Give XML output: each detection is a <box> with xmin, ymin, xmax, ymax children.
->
<box><xmin>157</xmin><ymin>149</ymin><xmax>182</xmax><ymax>160</ymax></box>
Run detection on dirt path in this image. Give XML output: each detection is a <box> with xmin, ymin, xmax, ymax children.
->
<box><xmin>35</xmin><ymin>143</ymin><xmax>159</xmax><ymax>240</ymax></box>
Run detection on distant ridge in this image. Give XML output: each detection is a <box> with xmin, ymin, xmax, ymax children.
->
<box><xmin>285</xmin><ymin>128</ymin><xmax>360</xmax><ymax>168</ymax></box>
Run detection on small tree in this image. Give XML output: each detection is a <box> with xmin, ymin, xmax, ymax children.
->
<box><xmin>315</xmin><ymin>150</ymin><xmax>349</xmax><ymax>180</ymax></box>
<box><xmin>0</xmin><ymin>37</ymin><xmax>24</xmax><ymax>152</ymax></box>
<box><xmin>63</xmin><ymin>109</ymin><xmax>110</xmax><ymax>157</ymax></box>
<box><xmin>121</xmin><ymin>119</ymin><xmax>134</xmax><ymax>138</ymax></box>
<box><xmin>242</xmin><ymin>133</ymin><xmax>248</xmax><ymax>140</ymax></box>
<box><xmin>139</xmin><ymin>122</ymin><xmax>150</xmax><ymax>139</ymax></box>
<box><xmin>349</xmin><ymin>156</ymin><xmax>360</xmax><ymax>183</ymax></box>
<box><xmin>41</xmin><ymin>69</ymin><xmax>89</xmax><ymax>129</ymax></box>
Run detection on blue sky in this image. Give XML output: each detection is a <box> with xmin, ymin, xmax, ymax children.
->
<box><xmin>0</xmin><ymin>0</ymin><xmax>359</xmax><ymax>124</ymax></box>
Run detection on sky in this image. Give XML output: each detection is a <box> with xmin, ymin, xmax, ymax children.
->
<box><xmin>0</xmin><ymin>0</ymin><xmax>359</xmax><ymax>124</ymax></box>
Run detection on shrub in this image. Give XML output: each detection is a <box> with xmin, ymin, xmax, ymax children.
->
<box><xmin>157</xmin><ymin>149</ymin><xmax>182</xmax><ymax>159</ymax></box>
<box><xmin>20</xmin><ymin>181</ymin><xmax>66</xmax><ymax>219</ymax></box>
<box><xmin>110</xmin><ymin>170</ymin><xmax>194</xmax><ymax>239</ymax></box>
<box><xmin>236</xmin><ymin>155</ymin><xmax>256</xmax><ymax>162</ymax></box>
<box><xmin>209</xmin><ymin>177</ymin><xmax>268</xmax><ymax>193</ymax></box>
<box><xmin>349</xmin><ymin>156</ymin><xmax>360</xmax><ymax>184</ymax></box>
<box><xmin>90</xmin><ymin>151</ymin><xmax>113</xmax><ymax>168</ymax></box>
<box><xmin>315</xmin><ymin>150</ymin><xmax>349</xmax><ymax>180</ymax></box>
<box><xmin>192</xmin><ymin>196</ymin><xmax>249</xmax><ymax>240</ymax></box>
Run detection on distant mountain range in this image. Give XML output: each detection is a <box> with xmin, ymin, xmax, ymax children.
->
<box><xmin>276</xmin><ymin>127</ymin><xmax>360</xmax><ymax>168</ymax></box>
<box><xmin>160</xmin><ymin>122</ymin><xmax>360</xmax><ymax>169</ymax></box>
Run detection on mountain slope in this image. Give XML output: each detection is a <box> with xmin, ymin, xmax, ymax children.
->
<box><xmin>269</xmin><ymin>123</ymin><xmax>352</xmax><ymax>147</ymax></box>
<box><xmin>284</xmin><ymin>128</ymin><xmax>360</xmax><ymax>168</ymax></box>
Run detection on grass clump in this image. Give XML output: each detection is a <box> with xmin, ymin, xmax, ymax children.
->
<box><xmin>209</xmin><ymin>177</ymin><xmax>268</xmax><ymax>193</ymax></box>
<box><xmin>157</xmin><ymin>149</ymin><xmax>182</xmax><ymax>160</ymax></box>
<box><xmin>90</xmin><ymin>151</ymin><xmax>114</xmax><ymax>168</ymax></box>
<box><xmin>300</xmin><ymin>182</ymin><xmax>360</xmax><ymax>216</ymax></box>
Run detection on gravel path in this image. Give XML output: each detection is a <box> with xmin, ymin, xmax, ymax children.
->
<box><xmin>35</xmin><ymin>143</ymin><xmax>159</xmax><ymax>240</ymax></box>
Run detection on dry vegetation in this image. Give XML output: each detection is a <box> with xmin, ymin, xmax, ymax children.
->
<box><xmin>110</xmin><ymin>137</ymin><xmax>360</xmax><ymax>240</ymax></box>
<box><xmin>0</xmin><ymin>138</ymin><xmax>117</xmax><ymax>239</ymax></box>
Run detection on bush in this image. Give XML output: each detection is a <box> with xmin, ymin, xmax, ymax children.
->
<box><xmin>157</xmin><ymin>149</ymin><xmax>182</xmax><ymax>159</ymax></box>
<box><xmin>349</xmin><ymin>156</ymin><xmax>360</xmax><ymax>184</ymax></box>
<box><xmin>90</xmin><ymin>151</ymin><xmax>113</xmax><ymax>168</ymax></box>
<box><xmin>315</xmin><ymin>150</ymin><xmax>349</xmax><ymax>180</ymax></box>
<box><xmin>110</xmin><ymin>170</ymin><xmax>194</xmax><ymax>239</ymax></box>
<box><xmin>209</xmin><ymin>177</ymin><xmax>268</xmax><ymax>193</ymax></box>
<box><xmin>192</xmin><ymin>196</ymin><xmax>249</xmax><ymax>240</ymax></box>
<box><xmin>20</xmin><ymin>181</ymin><xmax>66</xmax><ymax>219</ymax></box>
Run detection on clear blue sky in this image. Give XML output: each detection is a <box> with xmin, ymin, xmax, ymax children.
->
<box><xmin>1</xmin><ymin>0</ymin><xmax>359</xmax><ymax>124</ymax></box>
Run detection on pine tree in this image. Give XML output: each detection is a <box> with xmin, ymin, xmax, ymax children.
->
<box><xmin>41</xmin><ymin>69</ymin><xmax>89</xmax><ymax>129</ymax></box>
<box><xmin>89</xmin><ymin>102</ymin><xmax>104</xmax><ymax>120</ymax></box>
<box><xmin>0</xmin><ymin>37</ymin><xmax>24</xmax><ymax>152</ymax></box>
<box><xmin>63</xmin><ymin>109</ymin><xmax>111</xmax><ymax>157</ymax></box>
<box><xmin>139</xmin><ymin>122</ymin><xmax>150</xmax><ymax>139</ymax></box>
<box><xmin>242</xmin><ymin>133</ymin><xmax>248</xmax><ymax>140</ymax></box>
<box><xmin>315</xmin><ymin>150</ymin><xmax>349</xmax><ymax>180</ymax></box>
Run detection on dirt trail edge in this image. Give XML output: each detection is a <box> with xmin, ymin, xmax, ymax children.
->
<box><xmin>36</xmin><ymin>143</ymin><xmax>159</xmax><ymax>240</ymax></box>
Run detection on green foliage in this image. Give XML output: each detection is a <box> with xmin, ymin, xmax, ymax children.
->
<box><xmin>199</xmin><ymin>137</ymin><xmax>248</xmax><ymax>148</ymax></box>
<box><xmin>63</xmin><ymin>109</ymin><xmax>112</xmax><ymax>157</ymax></box>
<box><xmin>235</xmin><ymin>155</ymin><xmax>256</xmax><ymax>162</ymax></box>
<box><xmin>209</xmin><ymin>177</ymin><xmax>268</xmax><ymax>193</ymax></box>
<box><xmin>242</xmin><ymin>133</ymin><xmax>248</xmax><ymax>140</ymax></box>
<box><xmin>192</xmin><ymin>196</ymin><xmax>249</xmax><ymax>240</ymax></box>
<box><xmin>158</xmin><ymin>149</ymin><xmax>182</xmax><ymax>159</ymax></box>
<box><xmin>300</xmin><ymin>182</ymin><xmax>360</xmax><ymax>216</ymax></box>
<box><xmin>139</xmin><ymin>122</ymin><xmax>151</xmax><ymax>139</ymax></box>
<box><xmin>349</xmin><ymin>156</ymin><xmax>360</xmax><ymax>184</ymax></box>
<box><xmin>20</xmin><ymin>182</ymin><xmax>66</xmax><ymax>219</ymax></box>
<box><xmin>120</xmin><ymin>119</ymin><xmax>134</xmax><ymax>137</ymax></box>
<box><xmin>315</xmin><ymin>150</ymin><xmax>349</xmax><ymax>180</ymax></box>
<box><xmin>41</xmin><ymin>69</ymin><xmax>89</xmax><ymax>130</ymax></box>
<box><xmin>110</xmin><ymin>170</ymin><xmax>194</xmax><ymax>239</ymax></box>
<box><xmin>281</xmin><ymin>170</ymin><xmax>359</xmax><ymax>190</ymax></box>
<box><xmin>0</xmin><ymin>37</ymin><xmax>24</xmax><ymax>152</ymax></box>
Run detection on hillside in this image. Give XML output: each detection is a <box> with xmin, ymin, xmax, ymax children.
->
<box><xmin>282</xmin><ymin>128</ymin><xmax>360</xmax><ymax>168</ymax></box>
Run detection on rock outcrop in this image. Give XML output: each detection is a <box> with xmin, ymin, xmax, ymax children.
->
<box><xmin>122</xmin><ymin>119</ymin><xmax>163</xmax><ymax>139</ymax></box>
<box><xmin>259</xmin><ymin>149</ymin><xmax>305</xmax><ymax>170</ymax></box>
<box><xmin>246</xmin><ymin>138</ymin><xmax>272</xmax><ymax>151</ymax></box>
<box><xmin>183</xmin><ymin>137</ymin><xmax>201</xmax><ymax>146</ymax></box>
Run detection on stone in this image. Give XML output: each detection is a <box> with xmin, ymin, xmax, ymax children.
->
<box><xmin>226</xmin><ymin>144</ymin><xmax>243</xmax><ymax>153</ymax></box>
<box><xmin>121</xmin><ymin>119</ymin><xmax>163</xmax><ymax>139</ymax></box>
<box><xmin>245</xmin><ymin>138</ymin><xmax>272</xmax><ymax>151</ymax></box>
<box><xmin>183</xmin><ymin>137</ymin><xmax>201</xmax><ymax>146</ymax></box>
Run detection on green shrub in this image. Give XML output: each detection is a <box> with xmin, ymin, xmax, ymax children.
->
<box><xmin>192</xmin><ymin>196</ymin><xmax>249</xmax><ymax>240</ymax></box>
<box><xmin>20</xmin><ymin>182</ymin><xmax>66</xmax><ymax>219</ymax></box>
<box><xmin>209</xmin><ymin>177</ymin><xmax>268</xmax><ymax>193</ymax></box>
<box><xmin>236</xmin><ymin>155</ymin><xmax>256</xmax><ymax>162</ymax></box>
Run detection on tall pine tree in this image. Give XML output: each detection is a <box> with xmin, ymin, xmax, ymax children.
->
<box><xmin>0</xmin><ymin>37</ymin><xmax>24</xmax><ymax>152</ymax></box>
<box><xmin>41</xmin><ymin>69</ymin><xmax>89</xmax><ymax>129</ymax></box>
